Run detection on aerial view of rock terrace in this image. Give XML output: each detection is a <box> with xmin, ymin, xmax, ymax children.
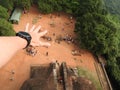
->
<box><xmin>0</xmin><ymin>0</ymin><xmax>120</xmax><ymax>90</ymax></box>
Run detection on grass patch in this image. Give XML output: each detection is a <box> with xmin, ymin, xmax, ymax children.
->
<box><xmin>77</xmin><ymin>67</ymin><xmax>102</xmax><ymax>90</ymax></box>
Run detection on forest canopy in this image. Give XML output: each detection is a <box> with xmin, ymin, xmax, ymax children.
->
<box><xmin>0</xmin><ymin>5</ymin><xmax>9</xmax><ymax>20</ymax></box>
<box><xmin>0</xmin><ymin>18</ymin><xmax>15</xmax><ymax>36</ymax></box>
<box><xmin>0</xmin><ymin>5</ymin><xmax>15</xmax><ymax>36</ymax></box>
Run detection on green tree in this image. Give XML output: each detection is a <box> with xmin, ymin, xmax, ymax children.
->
<box><xmin>75</xmin><ymin>13</ymin><xmax>117</xmax><ymax>55</ymax></box>
<box><xmin>0</xmin><ymin>5</ymin><xmax>9</xmax><ymax>20</ymax></box>
<box><xmin>61</xmin><ymin>0</ymin><xmax>79</xmax><ymax>14</ymax></box>
<box><xmin>105</xmin><ymin>14</ymin><xmax>120</xmax><ymax>89</ymax></box>
<box><xmin>37</xmin><ymin>0</ymin><xmax>79</xmax><ymax>14</ymax></box>
<box><xmin>14</xmin><ymin>0</ymin><xmax>31</xmax><ymax>10</ymax></box>
<box><xmin>0</xmin><ymin>19</ymin><xmax>15</xmax><ymax>36</ymax></box>
<box><xmin>75</xmin><ymin>0</ymin><xmax>118</xmax><ymax>55</ymax></box>
<box><xmin>0</xmin><ymin>0</ymin><xmax>14</xmax><ymax>11</ymax></box>
<box><xmin>37</xmin><ymin>0</ymin><xmax>54</xmax><ymax>14</ymax></box>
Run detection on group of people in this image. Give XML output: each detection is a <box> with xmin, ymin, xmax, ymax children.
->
<box><xmin>62</xmin><ymin>34</ymin><xmax>75</xmax><ymax>44</ymax></box>
<box><xmin>26</xmin><ymin>45</ymin><xmax>37</xmax><ymax>57</ymax></box>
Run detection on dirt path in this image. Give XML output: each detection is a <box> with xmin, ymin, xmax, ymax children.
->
<box><xmin>0</xmin><ymin>6</ymin><xmax>97</xmax><ymax>90</ymax></box>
